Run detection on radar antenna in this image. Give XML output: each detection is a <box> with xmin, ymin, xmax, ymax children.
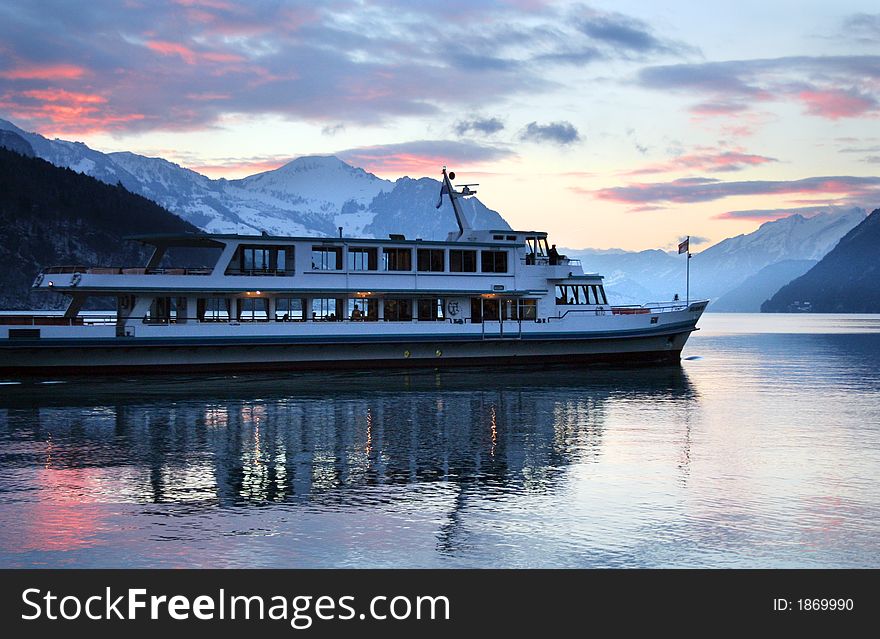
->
<box><xmin>440</xmin><ymin>166</ymin><xmax>479</xmax><ymax>240</ymax></box>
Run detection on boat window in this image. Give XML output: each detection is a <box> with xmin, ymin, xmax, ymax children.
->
<box><xmin>229</xmin><ymin>245</ymin><xmax>291</xmax><ymax>275</ymax></box>
<box><xmin>506</xmin><ymin>235</ymin><xmax>517</xmax><ymax>241</ymax></box>
<box><xmin>348</xmin><ymin>247</ymin><xmax>378</xmax><ymax>271</ymax></box>
<box><xmin>383</xmin><ymin>298</ymin><xmax>412</xmax><ymax>321</ymax></box>
<box><xmin>146</xmin><ymin>297</ymin><xmax>173</xmax><ymax>323</ymax></box>
<box><xmin>481</xmin><ymin>250</ymin><xmax>508</xmax><ymax>273</ymax></box>
<box><xmin>526</xmin><ymin>237</ymin><xmax>548</xmax><ymax>257</ymax></box>
<box><xmin>238</xmin><ymin>298</ymin><xmax>268</xmax><ymax>321</ymax></box>
<box><xmin>311</xmin><ymin>297</ymin><xmax>343</xmax><ymax>321</ymax></box>
<box><xmin>449</xmin><ymin>249</ymin><xmax>477</xmax><ymax>273</ymax></box>
<box><xmin>553</xmin><ymin>284</ymin><xmax>607</xmax><ymax>305</ymax></box>
<box><xmin>243</xmin><ymin>247</ymin><xmax>270</xmax><ymax>272</ymax></box>
<box><xmin>417</xmin><ymin>298</ymin><xmax>445</xmax><ymax>321</ymax></box>
<box><xmin>312</xmin><ymin>246</ymin><xmax>342</xmax><ymax>270</ymax></box>
<box><xmin>525</xmin><ymin>237</ymin><xmax>547</xmax><ymax>265</ymax></box>
<box><xmin>588</xmin><ymin>285</ymin><xmax>602</xmax><ymax>304</ymax></box>
<box><xmin>518</xmin><ymin>299</ymin><xmax>537</xmax><ymax>320</ymax></box>
<box><xmin>482</xmin><ymin>298</ymin><xmax>500</xmax><ymax>321</ymax></box>
<box><xmin>198</xmin><ymin>298</ymin><xmax>230</xmax><ymax>321</ymax></box>
<box><xmin>500</xmin><ymin>298</ymin><xmax>518</xmax><ymax>320</ymax></box>
<box><xmin>417</xmin><ymin>248</ymin><xmax>444</xmax><ymax>272</ymax></box>
<box><xmin>347</xmin><ymin>298</ymin><xmax>378</xmax><ymax>321</ymax></box>
<box><xmin>493</xmin><ymin>234</ymin><xmax>505</xmax><ymax>240</ymax></box>
<box><xmin>383</xmin><ymin>248</ymin><xmax>412</xmax><ymax>271</ymax></box>
<box><xmin>275</xmin><ymin>297</ymin><xmax>305</xmax><ymax>321</ymax></box>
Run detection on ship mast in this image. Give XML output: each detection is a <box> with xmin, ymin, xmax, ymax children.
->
<box><xmin>441</xmin><ymin>166</ymin><xmax>477</xmax><ymax>240</ymax></box>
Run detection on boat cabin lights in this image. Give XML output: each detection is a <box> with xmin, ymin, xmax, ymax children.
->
<box><xmin>355</xmin><ymin>291</ymin><xmax>373</xmax><ymax>298</ymax></box>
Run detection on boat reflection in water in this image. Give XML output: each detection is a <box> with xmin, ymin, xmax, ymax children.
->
<box><xmin>0</xmin><ymin>365</ymin><xmax>696</xmax><ymax>566</ymax></box>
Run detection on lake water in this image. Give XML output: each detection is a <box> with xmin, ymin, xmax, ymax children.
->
<box><xmin>1</xmin><ymin>313</ymin><xmax>879</xmax><ymax>568</ymax></box>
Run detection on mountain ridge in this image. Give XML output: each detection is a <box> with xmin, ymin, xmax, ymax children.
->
<box><xmin>761</xmin><ymin>209</ymin><xmax>880</xmax><ymax>313</ymax></box>
<box><xmin>0</xmin><ymin>118</ymin><xmax>507</xmax><ymax>240</ymax></box>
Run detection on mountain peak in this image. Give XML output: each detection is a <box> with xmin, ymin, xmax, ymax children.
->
<box><xmin>282</xmin><ymin>155</ymin><xmax>349</xmax><ymax>169</ymax></box>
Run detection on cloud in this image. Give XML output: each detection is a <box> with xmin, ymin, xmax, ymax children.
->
<box><xmin>454</xmin><ymin>117</ymin><xmax>505</xmax><ymax>136</ymax></box>
<box><xmin>843</xmin><ymin>13</ymin><xmax>880</xmax><ymax>43</ymax></box>
<box><xmin>336</xmin><ymin>139</ymin><xmax>515</xmax><ymax>175</ymax></box>
<box><xmin>839</xmin><ymin>145</ymin><xmax>880</xmax><ymax>153</ymax></box>
<box><xmin>0</xmin><ymin>86</ymin><xmax>145</xmax><ymax>134</ymax></box>
<box><xmin>520</xmin><ymin>121</ymin><xmax>580</xmax><ymax>145</ymax></box>
<box><xmin>627</xmin><ymin>148</ymin><xmax>777</xmax><ymax>175</ymax></box>
<box><xmin>591</xmin><ymin>175</ymin><xmax>880</xmax><ymax>205</ymax></box>
<box><xmin>0</xmin><ymin>1</ymin><xmax>690</xmax><ymax>135</ymax></box>
<box><xmin>638</xmin><ymin>56</ymin><xmax>880</xmax><ymax>124</ymax></box>
<box><xmin>577</xmin><ymin>12</ymin><xmax>684</xmax><ymax>55</ymax></box>
<box><xmin>679</xmin><ymin>235</ymin><xmax>709</xmax><ymax>246</ymax></box>
<box><xmin>0</xmin><ymin>64</ymin><xmax>87</xmax><ymax>80</ymax></box>
<box><xmin>688</xmin><ymin>101</ymin><xmax>748</xmax><ymax>116</ymax></box>
<box><xmin>144</xmin><ymin>39</ymin><xmax>246</xmax><ymax>65</ymax></box>
<box><xmin>188</xmin><ymin>156</ymin><xmax>292</xmax><ymax>178</ymax></box>
<box><xmin>797</xmin><ymin>87</ymin><xmax>878</xmax><ymax>119</ymax></box>
<box><xmin>321</xmin><ymin>123</ymin><xmax>344</xmax><ymax>136</ymax></box>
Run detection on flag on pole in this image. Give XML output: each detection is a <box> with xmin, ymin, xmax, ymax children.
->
<box><xmin>678</xmin><ymin>237</ymin><xmax>689</xmax><ymax>254</ymax></box>
<box><xmin>435</xmin><ymin>182</ymin><xmax>449</xmax><ymax>209</ymax></box>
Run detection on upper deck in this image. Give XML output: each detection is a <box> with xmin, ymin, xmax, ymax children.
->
<box><xmin>33</xmin><ymin>228</ymin><xmax>585</xmax><ymax>297</ymax></box>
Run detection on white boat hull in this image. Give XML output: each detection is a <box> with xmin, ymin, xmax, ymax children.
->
<box><xmin>0</xmin><ymin>305</ymin><xmax>705</xmax><ymax>374</ymax></box>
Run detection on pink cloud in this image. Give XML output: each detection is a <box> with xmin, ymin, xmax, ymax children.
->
<box><xmin>173</xmin><ymin>0</ymin><xmax>235</xmax><ymax>9</ymax></box>
<box><xmin>591</xmin><ymin>175</ymin><xmax>880</xmax><ymax>205</ymax></box>
<box><xmin>797</xmin><ymin>88</ymin><xmax>878</xmax><ymax>119</ymax></box>
<box><xmin>145</xmin><ymin>40</ymin><xmax>198</xmax><ymax>64</ymax></box>
<box><xmin>337</xmin><ymin>140</ymin><xmax>514</xmax><ymax>177</ymax></box>
<box><xmin>145</xmin><ymin>39</ymin><xmax>245</xmax><ymax>65</ymax></box>
<box><xmin>0</xmin><ymin>63</ymin><xmax>86</xmax><ymax>80</ymax></box>
<box><xmin>0</xmin><ymin>88</ymin><xmax>145</xmax><ymax>134</ymax></box>
<box><xmin>688</xmin><ymin>101</ymin><xmax>748</xmax><ymax>116</ymax></box>
<box><xmin>628</xmin><ymin>148</ymin><xmax>777</xmax><ymax>175</ymax></box>
<box><xmin>342</xmin><ymin>152</ymin><xmax>445</xmax><ymax>175</ymax></box>
<box><xmin>184</xmin><ymin>92</ymin><xmax>231</xmax><ymax>101</ymax></box>
<box><xmin>189</xmin><ymin>156</ymin><xmax>290</xmax><ymax>178</ymax></box>
<box><xmin>20</xmin><ymin>88</ymin><xmax>106</xmax><ymax>105</ymax></box>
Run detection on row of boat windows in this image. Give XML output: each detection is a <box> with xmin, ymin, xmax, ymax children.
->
<box><xmin>313</xmin><ymin>246</ymin><xmax>509</xmax><ymax>273</ymax></box>
<box><xmin>226</xmin><ymin>243</ymin><xmax>535</xmax><ymax>276</ymax></box>
<box><xmin>147</xmin><ymin>296</ymin><xmax>538</xmax><ymax>322</ymax></box>
<box><xmin>554</xmin><ymin>284</ymin><xmax>608</xmax><ymax>306</ymax></box>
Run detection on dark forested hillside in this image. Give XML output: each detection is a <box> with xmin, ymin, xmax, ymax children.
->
<box><xmin>762</xmin><ymin>208</ymin><xmax>880</xmax><ymax>313</ymax></box>
<box><xmin>0</xmin><ymin>147</ymin><xmax>202</xmax><ymax>309</ymax></box>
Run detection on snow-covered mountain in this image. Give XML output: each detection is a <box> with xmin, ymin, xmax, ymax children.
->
<box><xmin>0</xmin><ymin>118</ymin><xmax>507</xmax><ymax>239</ymax></box>
<box><xmin>689</xmin><ymin>208</ymin><xmax>866</xmax><ymax>300</ymax></box>
<box><xmin>566</xmin><ymin>207</ymin><xmax>867</xmax><ymax>308</ymax></box>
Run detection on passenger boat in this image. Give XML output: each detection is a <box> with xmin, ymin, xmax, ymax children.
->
<box><xmin>0</xmin><ymin>168</ymin><xmax>707</xmax><ymax>374</ymax></box>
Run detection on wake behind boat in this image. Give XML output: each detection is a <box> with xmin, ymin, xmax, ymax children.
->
<box><xmin>1</xmin><ymin>168</ymin><xmax>707</xmax><ymax>374</ymax></box>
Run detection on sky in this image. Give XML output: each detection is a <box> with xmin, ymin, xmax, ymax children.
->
<box><xmin>0</xmin><ymin>0</ymin><xmax>878</xmax><ymax>250</ymax></box>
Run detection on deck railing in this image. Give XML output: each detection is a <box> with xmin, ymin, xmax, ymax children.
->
<box><xmin>39</xmin><ymin>266</ymin><xmax>212</xmax><ymax>275</ymax></box>
<box><xmin>519</xmin><ymin>257</ymin><xmax>582</xmax><ymax>267</ymax></box>
<box><xmin>0</xmin><ymin>315</ymin><xmax>117</xmax><ymax>326</ymax></box>
<box><xmin>552</xmin><ymin>302</ymin><xmax>689</xmax><ymax>320</ymax></box>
